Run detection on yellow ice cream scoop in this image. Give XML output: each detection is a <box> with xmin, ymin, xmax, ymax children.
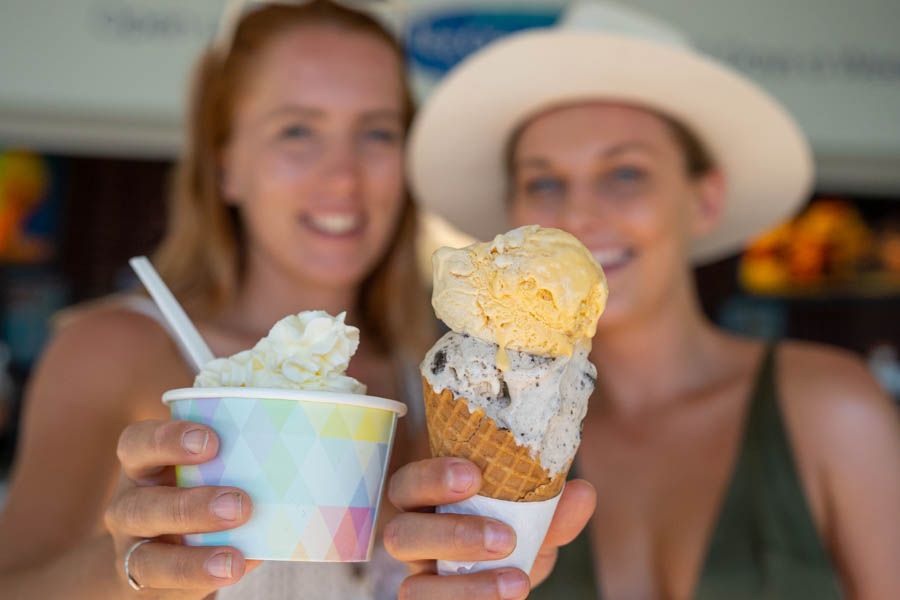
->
<box><xmin>432</xmin><ymin>225</ymin><xmax>607</xmax><ymax>364</ymax></box>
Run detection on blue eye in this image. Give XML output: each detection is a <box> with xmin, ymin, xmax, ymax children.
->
<box><xmin>362</xmin><ymin>128</ymin><xmax>400</xmax><ymax>144</ymax></box>
<box><xmin>525</xmin><ymin>177</ymin><xmax>564</xmax><ymax>197</ymax></box>
<box><xmin>611</xmin><ymin>166</ymin><xmax>646</xmax><ymax>182</ymax></box>
<box><xmin>280</xmin><ymin>125</ymin><xmax>312</xmax><ymax>140</ymax></box>
<box><xmin>598</xmin><ymin>166</ymin><xmax>649</xmax><ymax>196</ymax></box>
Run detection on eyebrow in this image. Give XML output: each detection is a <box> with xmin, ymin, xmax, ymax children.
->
<box><xmin>262</xmin><ymin>106</ymin><xmax>325</xmax><ymax>122</ymax></box>
<box><xmin>515</xmin><ymin>157</ymin><xmax>552</xmax><ymax>169</ymax></box>
<box><xmin>515</xmin><ymin>141</ymin><xmax>657</xmax><ymax>170</ymax></box>
<box><xmin>359</xmin><ymin>109</ymin><xmax>403</xmax><ymax>121</ymax></box>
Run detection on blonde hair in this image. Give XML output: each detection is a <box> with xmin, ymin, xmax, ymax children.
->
<box><xmin>153</xmin><ymin>1</ymin><xmax>432</xmax><ymax>358</ymax></box>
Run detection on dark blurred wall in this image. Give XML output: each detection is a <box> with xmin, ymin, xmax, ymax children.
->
<box><xmin>60</xmin><ymin>156</ymin><xmax>171</xmax><ymax>302</ymax></box>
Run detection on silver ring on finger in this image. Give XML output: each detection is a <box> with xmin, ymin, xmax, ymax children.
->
<box><xmin>124</xmin><ymin>539</ymin><xmax>152</xmax><ymax>591</ymax></box>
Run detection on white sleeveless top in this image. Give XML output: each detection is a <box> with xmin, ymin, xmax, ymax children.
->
<box><xmin>122</xmin><ymin>296</ymin><xmax>414</xmax><ymax>599</ymax></box>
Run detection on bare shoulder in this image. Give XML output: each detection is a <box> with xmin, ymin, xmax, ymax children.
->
<box><xmin>777</xmin><ymin>339</ymin><xmax>899</xmax><ymax>466</ymax></box>
<box><xmin>778</xmin><ymin>340</ymin><xmax>894</xmax><ymax>419</ymax></box>
<box><xmin>54</xmin><ymin>299</ymin><xmax>170</xmax><ymax>351</ymax></box>
<box><xmin>29</xmin><ymin>298</ymin><xmax>185</xmax><ymax>415</ymax></box>
<box><xmin>44</xmin><ymin>301</ymin><xmax>170</xmax><ymax>371</ymax></box>
<box><xmin>774</xmin><ymin>341</ymin><xmax>899</xmax><ymax>536</ymax></box>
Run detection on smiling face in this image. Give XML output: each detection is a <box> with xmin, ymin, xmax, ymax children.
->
<box><xmin>508</xmin><ymin>103</ymin><xmax>724</xmax><ymax>329</ymax></box>
<box><xmin>221</xmin><ymin>24</ymin><xmax>406</xmax><ymax>290</ymax></box>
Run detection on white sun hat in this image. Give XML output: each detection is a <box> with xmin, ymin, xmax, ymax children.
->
<box><xmin>408</xmin><ymin>0</ymin><xmax>814</xmax><ymax>264</ymax></box>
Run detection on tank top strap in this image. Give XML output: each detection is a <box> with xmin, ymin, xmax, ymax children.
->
<box><xmin>117</xmin><ymin>294</ymin><xmax>198</xmax><ymax>369</ymax></box>
<box><xmin>742</xmin><ymin>342</ymin><xmax>779</xmax><ymax>457</ymax></box>
<box><xmin>744</xmin><ymin>343</ymin><xmax>837</xmax><ymax>560</ymax></box>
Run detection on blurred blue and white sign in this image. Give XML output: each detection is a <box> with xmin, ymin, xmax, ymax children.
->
<box><xmin>404</xmin><ymin>2</ymin><xmax>564</xmax><ymax>98</ymax></box>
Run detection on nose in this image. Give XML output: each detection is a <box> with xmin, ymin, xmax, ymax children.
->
<box><xmin>323</xmin><ymin>139</ymin><xmax>361</xmax><ymax>200</ymax></box>
<box><xmin>560</xmin><ymin>181</ymin><xmax>611</xmax><ymax>237</ymax></box>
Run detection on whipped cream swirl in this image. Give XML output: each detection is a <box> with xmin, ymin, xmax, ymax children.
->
<box><xmin>194</xmin><ymin>311</ymin><xmax>366</xmax><ymax>394</ymax></box>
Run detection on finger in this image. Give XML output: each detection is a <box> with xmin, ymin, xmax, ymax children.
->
<box><xmin>399</xmin><ymin>568</ymin><xmax>530</xmax><ymax>600</ymax></box>
<box><xmin>117</xmin><ymin>420</ymin><xmax>219</xmax><ymax>482</ymax></box>
<box><xmin>406</xmin><ymin>560</ymin><xmax>434</xmax><ymax>576</ymax></box>
<box><xmin>384</xmin><ymin>512</ymin><xmax>515</xmax><ymax>562</ymax></box>
<box><xmin>125</xmin><ymin>541</ymin><xmax>247</xmax><ymax>590</ymax></box>
<box><xmin>540</xmin><ymin>479</ymin><xmax>596</xmax><ymax>549</ymax></box>
<box><xmin>106</xmin><ymin>486</ymin><xmax>251</xmax><ymax>538</ymax></box>
<box><xmin>389</xmin><ymin>457</ymin><xmax>482</xmax><ymax>511</ymax></box>
<box><xmin>529</xmin><ymin>546</ymin><xmax>558</xmax><ymax>588</ymax></box>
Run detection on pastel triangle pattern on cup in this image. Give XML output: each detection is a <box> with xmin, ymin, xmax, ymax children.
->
<box><xmin>171</xmin><ymin>395</ymin><xmax>396</xmax><ymax>561</ymax></box>
<box><xmin>350</xmin><ymin>506</ymin><xmax>375</xmax><ymax>556</ymax></box>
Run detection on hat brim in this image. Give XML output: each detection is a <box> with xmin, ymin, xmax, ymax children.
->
<box><xmin>408</xmin><ymin>31</ymin><xmax>814</xmax><ymax>264</ymax></box>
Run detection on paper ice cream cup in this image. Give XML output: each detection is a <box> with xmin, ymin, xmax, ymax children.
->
<box><xmin>436</xmin><ymin>488</ymin><xmax>563</xmax><ymax>576</ymax></box>
<box><xmin>162</xmin><ymin>387</ymin><xmax>406</xmax><ymax>562</ymax></box>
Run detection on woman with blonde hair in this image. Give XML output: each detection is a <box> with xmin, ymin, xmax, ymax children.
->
<box><xmin>402</xmin><ymin>2</ymin><xmax>900</xmax><ymax>598</ymax></box>
<box><xmin>0</xmin><ymin>2</ymin><xmax>591</xmax><ymax>598</ymax></box>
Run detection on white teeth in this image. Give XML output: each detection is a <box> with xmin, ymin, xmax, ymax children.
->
<box><xmin>592</xmin><ymin>248</ymin><xmax>632</xmax><ymax>268</ymax></box>
<box><xmin>308</xmin><ymin>214</ymin><xmax>361</xmax><ymax>235</ymax></box>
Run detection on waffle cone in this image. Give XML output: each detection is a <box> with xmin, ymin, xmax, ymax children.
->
<box><xmin>423</xmin><ymin>378</ymin><xmax>567</xmax><ymax>502</ymax></box>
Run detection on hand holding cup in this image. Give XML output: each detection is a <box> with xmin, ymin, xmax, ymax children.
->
<box><xmin>105</xmin><ymin>419</ymin><xmax>257</xmax><ymax>596</ymax></box>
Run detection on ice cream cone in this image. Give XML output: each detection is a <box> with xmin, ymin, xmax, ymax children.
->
<box><xmin>423</xmin><ymin>378</ymin><xmax>567</xmax><ymax>502</ymax></box>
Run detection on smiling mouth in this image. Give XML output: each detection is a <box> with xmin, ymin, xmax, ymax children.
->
<box><xmin>591</xmin><ymin>248</ymin><xmax>637</xmax><ymax>273</ymax></box>
<box><xmin>301</xmin><ymin>213</ymin><xmax>366</xmax><ymax>238</ymax></box>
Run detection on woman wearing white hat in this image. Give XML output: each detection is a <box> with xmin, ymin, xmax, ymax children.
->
<box><xmin>403</xmin><ymin>2</ymin><xmax>900</xmax><ymax>598</ymax></box>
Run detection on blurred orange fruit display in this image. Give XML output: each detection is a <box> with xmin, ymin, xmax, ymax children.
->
<box><xmin>739</xmin><ymin>198</ymin><xmax>898</xmax><ymax>296</ymax></box>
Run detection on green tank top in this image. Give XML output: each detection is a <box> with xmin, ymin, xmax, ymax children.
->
<box><xmin>531</xmin><ymin>345</ymin><xmax>843</xmax><ymax>599</ymax></box>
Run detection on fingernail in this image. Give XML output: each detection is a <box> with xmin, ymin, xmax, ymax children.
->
<box><xmin>484</xmin><ymin>523</ymin><xmax>515</xmax><ymax>554</ymax></box>
<box><xmin>206</xmin><ymin>552</ymin><xmax>233</xmax><ymax>579</ymax></box>
<box><xmin>497</xmin><ymin>569</ymin><xmax>529</xmax><ymax>599</ymax></box>
<box><xmin>183</xmin><ymin>429</ymin><xmax>209</xmax><ymax>454</ymax></box>
<box><xmin>448</xmin><ymin>462</ymin><xmax>476</xmax><ymax>494</ymax></box>
<box><xmin>211</xmin><ymin>492</ymin><xmax>242</xmax><ymax>521</ymax></box>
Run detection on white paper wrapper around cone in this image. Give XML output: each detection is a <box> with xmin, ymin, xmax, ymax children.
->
<box><xmin>436</xmin><ymin>489</ymin><xmax>563</xmax><ymax>576</ymax></box>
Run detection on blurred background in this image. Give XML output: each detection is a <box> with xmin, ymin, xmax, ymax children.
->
<box><xmin>0</xmin><ymin>0</ymin><xmax>898</xmax><ymax>490</ymax></box>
